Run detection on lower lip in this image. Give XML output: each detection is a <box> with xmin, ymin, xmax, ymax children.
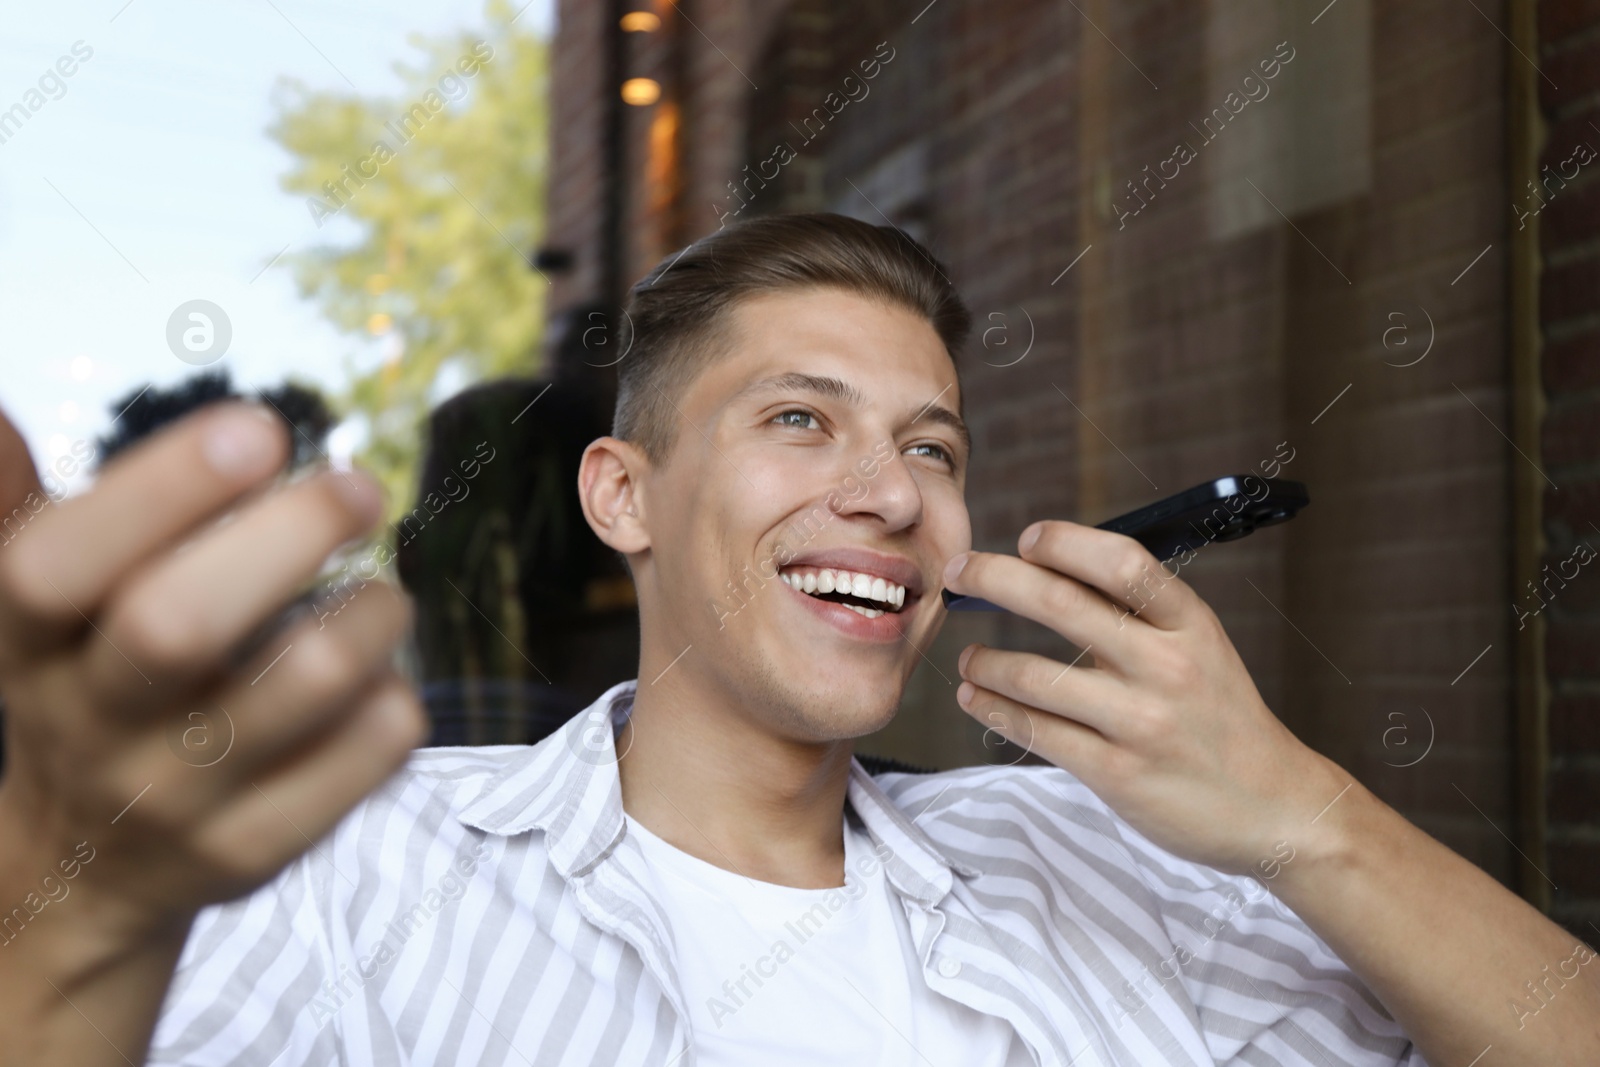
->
<box><xmin>784</xmin><ymin>580</ymin><xmax>917</xmax><ymax>643</ymax></box>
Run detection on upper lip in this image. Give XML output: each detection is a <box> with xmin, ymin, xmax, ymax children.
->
<box><xmin>778</xmin><ymin>547</ymin><xmax>924</xmax><ymax>597</ymax></box>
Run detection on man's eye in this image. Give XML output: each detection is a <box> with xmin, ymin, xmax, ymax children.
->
<box><xmin>907</xmin><ymin>442</ymin><xmax>954</xmax><ymax>465</ymax></box>
<box><xmin>773</xmin><ymin>410</ymin><xmax>820</xmax><ymax>430</ymax></box>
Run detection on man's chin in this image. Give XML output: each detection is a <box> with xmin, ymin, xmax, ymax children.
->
<box><xmin>771</xmin><ymin>672</ymin><xmax>906</xmax><ymax>743</ymax></box>
<box><xmin>722</xmin><ymin>628</ymin><xmax>915</xmax><ymax>742</ymax></box>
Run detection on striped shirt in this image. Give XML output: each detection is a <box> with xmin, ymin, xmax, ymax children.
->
<box><xmin>147</xmin><ymin>679</ymin><xmax>1425</xmax><ymax>1066</ymax></box>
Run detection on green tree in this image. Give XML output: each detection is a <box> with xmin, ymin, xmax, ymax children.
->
<box><xmin>267</xmin><ymin>0</ymin><xmax>549</xmax><ymax>515</ymax></box>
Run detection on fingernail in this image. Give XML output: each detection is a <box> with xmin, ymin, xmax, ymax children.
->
<box><xmin>957</xmin><ymin>680</ymin><xmax>974</xmax><ymax>708</ymax></box>
<box><xmin>1019</xmin><ymin>523</ymin><xmax>1042</xmax><ymax>552</ymax></box>
<box><xmin>958</xmin><ymin>644</ymin><xmax>976</xmax><ymax>674</ymax></box>
<box><xmin>331</xmin><ymin>469</ymin><xmax>384</xmax><ymax>525</ymax></box>
<box><xmin>202</xmin><ymin>405</ymin><xmax>283</xmax><ymax>478</ymax></box>
<box><xmin>943</xmin><ymin>553</ymin><xmax>969</xmax><ymax>584</ymax></box>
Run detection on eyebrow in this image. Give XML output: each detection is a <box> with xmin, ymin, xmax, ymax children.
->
<box><xmin>737</xmin><ymin>371</ymin><xmax>971</xmax><ymax>452</ymax></box>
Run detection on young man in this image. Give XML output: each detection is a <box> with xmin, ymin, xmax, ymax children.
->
<box><xmin>0</xmin><ymin>213</ymin><xmax>1596</xmax><ymax>1065</ymax></box>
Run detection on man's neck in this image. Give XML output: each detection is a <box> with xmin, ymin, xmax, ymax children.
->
<box><xmin>616</xmin><ymin>673</ymin><xmax>856</xmax><ymax>890</ymax></box>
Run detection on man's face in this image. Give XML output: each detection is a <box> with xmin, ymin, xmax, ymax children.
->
<box><xmin>637</xmin><ymin>286</ymin><xmax>971</xmax><ymax>742</ymax></box>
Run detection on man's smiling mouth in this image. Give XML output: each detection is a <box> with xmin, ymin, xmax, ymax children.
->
<box><xmin>778</xmin><ymin>566</ymin><xmax>907</xmax><ymax>618</ymax></box>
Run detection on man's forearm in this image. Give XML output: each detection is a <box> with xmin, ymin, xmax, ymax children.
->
<box><xmin>1273</xmin><ymin>766</ymin><xmax>1600</xmax><ymax>1065</ymax></box>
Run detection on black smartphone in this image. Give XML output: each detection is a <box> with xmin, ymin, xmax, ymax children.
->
<box><xmin>942</xmin><ymin>475</ymin><xmax>1310</xmax><ymax>612</ymax></box>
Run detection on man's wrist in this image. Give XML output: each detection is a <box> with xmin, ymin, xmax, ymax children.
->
<box><xmin>1268</xmin><ymin>759</ymin><xmax>1383</xmax><ymax>911</ymax></box>
<box><xmin>0</xmin><ymin>898</ymin><xmax>193</xmax><ymax>1067</ymax></box>
<box><xmin>0</xmin><ymin>789</ymin><xmax>195</xmax><ymax>987</ymax></box>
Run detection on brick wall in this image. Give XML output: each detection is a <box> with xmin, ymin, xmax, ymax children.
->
<box><xmin>545</xmin><ymin>0</ymin><xmax>608</xmax><ymax>311</ymax></box>
<box><xmin>544</xmin><ymin>0</ymin><xmax>1566</xmax><ymax>896</ymax></box>
<box><xmin>1539</xmin><ymin>0</ymin><xmax>1600</xmax><ymax>933</ymax></box>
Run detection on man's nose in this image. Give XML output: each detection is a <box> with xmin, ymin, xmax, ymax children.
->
<box><xmin>831</xmin><ymin>441</ymin><xmax>922</xmax><ymax>531</ymax></box>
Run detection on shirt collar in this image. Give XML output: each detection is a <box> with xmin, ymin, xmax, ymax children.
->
<box><xmin>455</xmin><ymin>678</ymin><xmax>980</xmax><ymax>899</ymax></box>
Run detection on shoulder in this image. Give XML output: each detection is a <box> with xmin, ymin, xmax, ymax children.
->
<box><xmin>395</xmin><ymin>742</ymin><xmax>533</xmax><ymax>787</ymax></box>
<box><xmin>868</xmin><ymin>761</ymin><xmax>1145</xmax><ymax>879</ymax></box>
<box><xmin>353</xmin><ymin>742</ymin><xmax>548</xmax><ymax>831</ymax></box>
<box><xmin>869</xmin><ymin>760</ymin><xmax>1118</xmax><ymax>836</ymax></box>
<box><xmin>311</xmin><ymin>744</ymin><xmax>525</xmax><ymax>861</ymax></box>
<box><xmin>865</xmin><ymin>761</ymin><xmax>1257</xmax><ymax>907</ymax></box>
<box><xmin>318</xmin><ymin>743</ymin><xmax>540</xmax><ymax>885</ymax></box>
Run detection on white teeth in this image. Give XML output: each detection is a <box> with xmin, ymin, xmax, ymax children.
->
<box><xmin>779</xmin><ymin>566</ymin><xmax>907</xmax><ymax>612</ymax></box>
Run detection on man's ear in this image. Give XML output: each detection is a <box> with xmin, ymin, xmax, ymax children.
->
<box><xmin>578</xmin><ymin>436</ymin><xmax>652</xmax><ymax>555</ymax></box>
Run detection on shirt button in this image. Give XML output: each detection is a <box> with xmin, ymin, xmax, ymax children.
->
<box><xmin>937</xmin><ymin>957</ymin><xmax>962</xmax><ymax>979</ymax></box>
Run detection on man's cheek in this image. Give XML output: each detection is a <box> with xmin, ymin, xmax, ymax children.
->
<box><xmin>933</xmin><ymin>485</ymin><xmax>974</xmax><ymax>553</ymax></box>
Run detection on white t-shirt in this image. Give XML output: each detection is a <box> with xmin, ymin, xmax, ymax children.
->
<box><xmin>624</xmin><ymin>809</ymin><xmax>1021</xmax><ymax>1066</ymax></box>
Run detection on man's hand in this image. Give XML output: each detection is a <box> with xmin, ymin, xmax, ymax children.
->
<box><xmin>942</xmin><ymin>519</ymin><xmax>1345</xmax><ymax>876</ymax></box>
<box><xmin>0</xmin><ymin>402</ymin><xmax>426</xmax><ymax>1063</ymax></box>
<box><xmin>944</xmin><ymin>519</ymin><xmax>1600</xmax><ymax>1065</ymax></box>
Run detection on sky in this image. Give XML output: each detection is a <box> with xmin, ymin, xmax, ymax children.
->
<box><xmin>0</xmin><ymin>0</ymin><xmax>552</xmax><ymax>495</ymax></box>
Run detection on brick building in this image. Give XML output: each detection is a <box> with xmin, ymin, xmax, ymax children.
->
<box><xmin>533</xmin><ymin>0</ymin><xmax>1600</xmax><ymax>933</ymax></box>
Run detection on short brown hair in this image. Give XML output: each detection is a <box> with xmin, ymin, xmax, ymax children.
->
<box><xmin>612</xmin><ymin>212</ymin><xmax>971</xmax><ymax>461</ymax></box>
